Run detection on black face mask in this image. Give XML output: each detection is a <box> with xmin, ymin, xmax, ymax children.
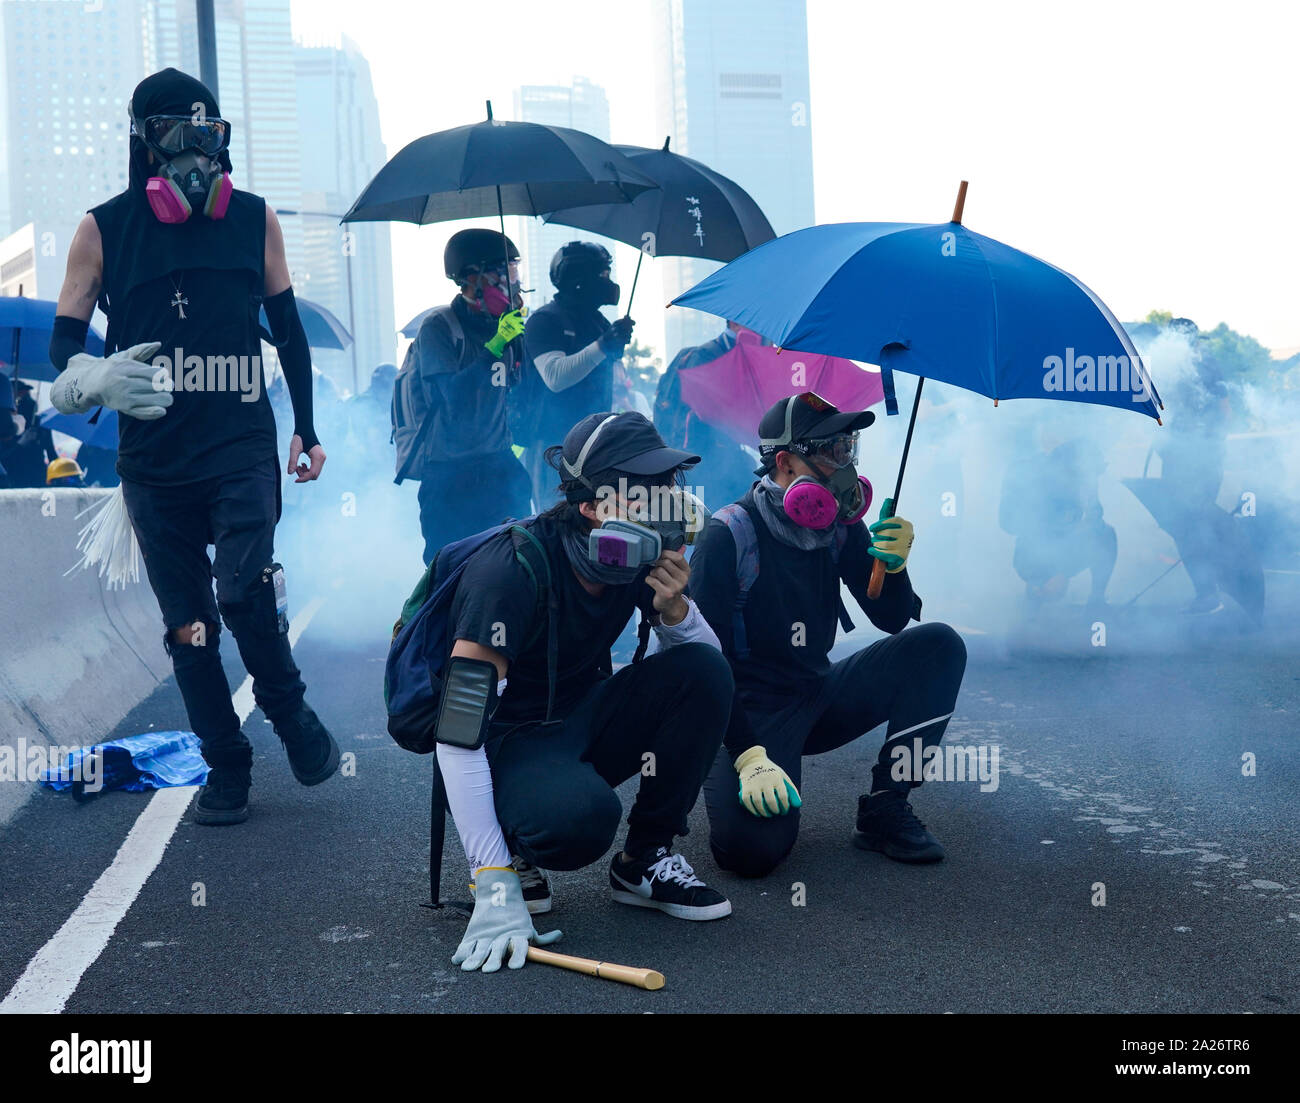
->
<box><xmin>566</xmin><ymin>276</ymin><xmax>620</xmax><ymax>310</ymax></box>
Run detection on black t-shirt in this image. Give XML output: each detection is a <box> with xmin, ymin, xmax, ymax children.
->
<box><xmin>520</xmin><ymin>296</ymin><xmax>613</xmax><ymax>447</ymax></box>
<box><xmin>90</xmin><ymin>188</ymin><xmax>277</xmax><ymax>486</ymax></box>
<box><xmin>449</xmin><ymin>513</ymin><xmax>647</xmax><ymax>726</ymax></box>
<box><xmin>688</xmin><ymin>493</ymin><xmax>918</xmax><ymax>692</ymax></box>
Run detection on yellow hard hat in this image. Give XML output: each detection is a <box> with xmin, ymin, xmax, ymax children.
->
<box><xmin>46</xmin><ymin>457</ymin><xmax>83</xmax><ymax>484</ymax></box>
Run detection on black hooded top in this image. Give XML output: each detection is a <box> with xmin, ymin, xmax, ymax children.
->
<box><xmin>90</xmin><ymin>68</ymin><xmax>276</xmax><ymax>486</ymax></box>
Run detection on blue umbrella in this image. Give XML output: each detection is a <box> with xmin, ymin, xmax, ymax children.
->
<box><xmin>671</xmin><ymin>181</ymin><xmax>1163</xmax><ymax>595</ymax></box>
<box><xmin>1</xmin><ymin>297</ymin><xmax>106</xmax><ymax>382</ymax></box>
<box><xmin>259</xmin><ymin>296</ymin><xmax>352</xmax><ymax>351</ymax></box>
<box><xmin>41</xmin><ymin>404</ymin><xmax>120</xmax><ymax>448</ymax></box>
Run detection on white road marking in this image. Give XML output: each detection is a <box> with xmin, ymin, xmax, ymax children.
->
<box><xmin>0</xmin><ymin>597</ymin><xmax>323</xmax><ymax>1015</ymax></box>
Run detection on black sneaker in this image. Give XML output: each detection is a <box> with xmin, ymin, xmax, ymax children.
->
<box><xmin>852</xmin><ymin>791</ymin><xmax>945</xmax><ymax>863</ymax></box>
<box><xmin>470</xmin><ymin>856</ymin><xmax>553</xmax><ymax>915</ymax></box>
<box><xmin>273</xmin><ymin>703</ymin><xmax>340</xmax><ymax>786</ymax></box>
<box><xmin>610</xmin><ymin>847</ymin><xmax>732</xmax><ymax>921</ymax></box>
<box><xmin>193</xmin><ymin>767</ymin><xmax>250</xmax><ymax>826</ymax></box>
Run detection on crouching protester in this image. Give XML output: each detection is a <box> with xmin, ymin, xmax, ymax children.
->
<box><xmin>688</xmin><ymin>393</ymin><xmax>968</xmax><ymax>877</ymax></box>
<box><xmin>431</xmin><ymin>411</ymin><xmax>734</xmax><ymax>973</ymax></box>
<box><xmin>47</xmin><ymin>69</ymin><xmax>339</xmax><ymax>826</ymax></box>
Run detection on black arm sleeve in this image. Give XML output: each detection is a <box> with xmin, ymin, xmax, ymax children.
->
<box><xmin>48</xmin><ymin>315</ymin><xmax>89</xmax><ymax>374</ymax></box>
<box><xmin>262</xmin><ymin>287</ymin><xmax>319</xmax><ymax>452</ymax></box>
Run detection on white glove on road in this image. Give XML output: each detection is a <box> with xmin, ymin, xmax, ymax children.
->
<box><xmin>51</xmin><ymin>341</ymin><xmax>169</xmax><ymax>420</ymax></box>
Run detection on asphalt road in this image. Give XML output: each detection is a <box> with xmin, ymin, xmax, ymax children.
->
<box><xmin>2</xmin><ymin>601</ymin><xmax>1298</xmax><ymax>1014</ymax></box>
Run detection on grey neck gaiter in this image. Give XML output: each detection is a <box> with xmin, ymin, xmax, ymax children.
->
<box><xmin>752</xmin><ymin>474</ymin><xmax>838</xmax><ymax>552</ymax></box>
<box><xmin>561</xmin><ymin>522</ymin><xmax>645</xmax><ymax>587</ymax></box>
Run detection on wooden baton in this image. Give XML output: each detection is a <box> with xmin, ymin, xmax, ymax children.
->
<box><xmin>526</xmin><ymin>946</ymin><xmax>665</xmax><ymax>990</ymax></box>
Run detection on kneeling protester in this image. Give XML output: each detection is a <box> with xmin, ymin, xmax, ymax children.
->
<box><xmin>388</xmin><ymin>411</ymin><xmax>734</xmax><ymax>974</ymax></box>
<box><xmin>689</xmin><ymin>392</ymin><xmax>969</xmax><ymax>879</ymax></box>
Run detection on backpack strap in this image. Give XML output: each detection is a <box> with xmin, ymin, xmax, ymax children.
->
<box><xmin>508</xmin><ymin>525</ymin><xmax>558</xmax><ymax>723</ymax></box>
<box><xmin>713</xmin><ymin>502</ymin><xmax>760</xmax><ymax>660</ymax></box>
<box><xmin>632</xmin><ymin>588</ymin><xmax>658</xmax><ymax>664</ymax></box>
<box><xmin>830</xmin><ymin>526</ymin><xmax>856</xmax><ymax>634</ymax></box>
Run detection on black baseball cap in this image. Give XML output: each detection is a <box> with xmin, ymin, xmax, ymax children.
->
<box><xmin>560</xmin><ymin>412</ymin><xmax>699</xmax><ymax>498</ymax></box>
<box><xmin>757</xmin><ymin>392</ymin><xmax>875</xmax><ymax>452</ymax></box>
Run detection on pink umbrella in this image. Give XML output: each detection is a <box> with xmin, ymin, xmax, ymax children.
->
<box><xmin>678</xmin><ymin>327</ymin><xmax>884</xmax><ymax>445</ymax></box>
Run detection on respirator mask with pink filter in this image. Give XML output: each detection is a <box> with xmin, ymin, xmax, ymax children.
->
<box><xmin>779</xmin><ymin>432</ymin><xmax>873</xmax><ymax>529</ymax></box>
<box><xmin>131</xmin><ymin>109</ymin><xmax>233</xmax><ymax>224</ymax></box>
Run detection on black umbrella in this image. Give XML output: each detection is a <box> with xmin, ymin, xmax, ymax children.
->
<box><xmin>543</xmin><ymin>136</ymin><xmax>775</xmax><ymax>313</ymax></box>
<box><xmin>342</xmin><ymin>102</ymin><xmax>660</xmax><ymax>308</ymax></box>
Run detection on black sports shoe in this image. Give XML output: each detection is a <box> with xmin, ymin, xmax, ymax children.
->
<box><xmin>610</xmin><ymin>847</ymin><xmax>732</xmax><ymax>921</ymax></box>
<box><xmin>470</xmin><ymin>856</ymin><xmax>553</xmax><ymax>915</ymax></box>
<box><xmin>193</xmin><ymin>767</ymin><xmax>250</xmax><ymax>826</ymax></box>
<box><xmin>852</xmin><ymin>790</ymin><xmax>945</xmax><ymax>863</ymax></box>
<box><xmin>273</xmin><ymin>703</ymin><xmax>340</xmax><ymax>786</ymax></box>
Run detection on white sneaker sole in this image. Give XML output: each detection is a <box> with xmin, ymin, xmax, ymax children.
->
<box><xmin>611</xmin><ymin>888</ymin><xmax>732</xmax><ymax>921</ymax></box>
<box><xmin>525</xmin><ymin>896</ymin><xmax>552</xmax><ymax>915</ymax></box>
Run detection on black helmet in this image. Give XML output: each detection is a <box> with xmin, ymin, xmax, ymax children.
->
<box><xmin>444</xmin><ymin>229</ymin><xmax>519</xmax><ymax>282</ymax></box>
<box><xmin>549</xmin><ymin>240</ymin><xmax>613</xmax><ymax>294</ymax></box>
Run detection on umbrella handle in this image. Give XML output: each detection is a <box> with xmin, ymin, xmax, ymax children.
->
<box><xmin>867</xmin><ymin>556</ymin><xmax>886</xmax><ymax>600</ymax></box>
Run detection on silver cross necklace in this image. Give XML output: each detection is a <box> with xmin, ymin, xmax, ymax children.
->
<box><xmin>169</xmin><ymin>274</ymin><xmax>189</xmax><ymax>320</ymax></box>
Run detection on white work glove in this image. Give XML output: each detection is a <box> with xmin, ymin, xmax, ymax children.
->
<box><xmin>452</xmin><ymin>868</ymin><xmax>562</xmax><ymax>973</ymax></box>
<box><xmin>51</xmin><ymin>341</ymin><xmax>169</xmax><ymax>420</ymax></box>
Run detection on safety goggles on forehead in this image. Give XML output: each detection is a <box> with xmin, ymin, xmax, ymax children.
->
<box><xmin>133</xmin><ymin>114</ymin><xmax>230</xmax><ymax>157</ymax></box>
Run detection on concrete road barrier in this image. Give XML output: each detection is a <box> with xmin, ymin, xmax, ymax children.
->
<box><xmin>0</xmin><ymin>488</ymin><xmax>170</xmax><ymax>825</ymax></box>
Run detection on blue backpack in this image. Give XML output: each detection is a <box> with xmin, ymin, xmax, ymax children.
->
<box><xmin>384</xmin><ymin>519</ymin><xmax>557</xmax><ymax>754</ymax></box>
<box><xmin>712</xmin><ymin>501</ymin><xmax>854</xmax><ymax>660</ymax></box>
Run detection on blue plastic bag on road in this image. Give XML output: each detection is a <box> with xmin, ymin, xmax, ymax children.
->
<box><xmin>40</xmin><ymin>731</ymin><xmax>208</xmax><ymax>799</ymax></box>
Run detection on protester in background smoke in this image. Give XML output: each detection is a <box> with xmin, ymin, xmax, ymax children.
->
<box><xmin>999</xmin><ymin>427</ymin><xmax>1115</xmax><ymax>608</ymax></box>
<box><xmin>689</xmin><ymin>392</ymin><xmax>968</xmax><ymax>877</ymax></box>
<box><xmin>437</xmin><ymin>412</ymin><xmax>734</xmax><ymax>973</ymax></box>
<box><xmin>517</xmin><ymin>241</ymin><xmax>633</xmax><ymax>510</ymax></box>
<box><xmin>47</xmin><ymin>68</ymin><xmax>339</xmax><ymax>827</ymax></box>
<box><xmin>1153</xmin><ymin>318</ymin><xmax>1237</xmax><ymax>615</ymax></box>
<box><xmin>394</xmin><ymin>229</ymin><xmax>531</xmax><ymax>565</ymax></box>
<box><xmin>0</xmin><ymin>374</ymin><xmax>46</xmax><ymax>489</ymax></box>
<box><xmin>14</xmin><ymin>380</ymin><xmax>60</xmax><ymax>475</ymax></box>
<box><xmin>656</xmin><ymin>320</ymin><xmax>761</xmax><ymax>508</ymax></box>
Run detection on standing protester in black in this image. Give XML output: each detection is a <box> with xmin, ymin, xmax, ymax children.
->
<box><xmin>689</xmin><ymin>393</ymin><xmax>968</xmax><ymax>877</ymax></box>
<box><xmin>48</xmin><ymin>69</ymin><xmax>338</xmax><ymax>826</ymax></box>
<box><xmin>517</xmin><ymin>241</ymin><xmax>635</xmax><ymax>509</ymax></box>
<box><xmin>402</xmin><ymin>229</ymin><xmax>531</xmax><ymax>564</ymax></box>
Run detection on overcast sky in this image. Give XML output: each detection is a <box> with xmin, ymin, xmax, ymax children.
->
<box><xmin>290</xmin><ymin>0</ymin><xmax>1299</xmax><ymax>359</ymax></box>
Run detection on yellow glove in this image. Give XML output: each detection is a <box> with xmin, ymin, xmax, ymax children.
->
<box><xmin>485</xmin><ymin>309</ymin><xmax>526</xmax><ymax>357</ymax></box>
<box><xmin>735</xmin><ymin>745</ymin><xmax>802</xmax><ymax>818</ymax></box>
<box><xmin>867</xmin><ymin>498</ymin><xmax>914</xmax><ymax>573</ymax></box>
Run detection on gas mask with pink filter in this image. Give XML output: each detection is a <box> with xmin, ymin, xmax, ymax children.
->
<box><xmin>780</xmin><ymin>434</ymin><xmax>873</xmax><ymax>530</ymax></box>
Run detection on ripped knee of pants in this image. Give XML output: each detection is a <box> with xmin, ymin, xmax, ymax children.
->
<box><xmin>164</xmin><ymin>619</ymin><xmax>221</xmax><ymax>658</ymax></box>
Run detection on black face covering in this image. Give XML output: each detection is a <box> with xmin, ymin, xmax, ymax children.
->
<box><xmin>560</xmin><ymin>275</ymin><xmax>620</xmax><ymax>312</ymax></box>
<box><xmin>128</xmin><ymin>68</ymin><xmax>232</xmax><ymax>193</ymax></box>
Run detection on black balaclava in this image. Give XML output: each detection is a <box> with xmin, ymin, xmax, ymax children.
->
<box><xmin>127</xmin><ymin>68</ymin><xmax>232</xmax><ymax>194</ymax></box>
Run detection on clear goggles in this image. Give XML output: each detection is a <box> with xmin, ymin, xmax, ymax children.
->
<box><xmin>134</xmin><ymin>114</ymin><xmax>230</xmax><ymax>157</ymax></box>
<box><xmin>797</xmin><ymin>432</ymin><xmax>859</xmax><ymax>469</ymax></box>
